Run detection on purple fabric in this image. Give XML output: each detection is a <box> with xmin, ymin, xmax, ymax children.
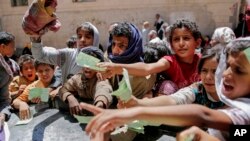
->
<box><xmin>157</xmin><ymin>80</ymin><xmax>178</xmax><ymax>95</ymax></box>
<box><xmin>22</xmin><ymin>0</ymin><xmax>61</xmax><ymax>35</ymax></box>
<box><xmin>108</xmin><ymin>23</ymin><xmax>143</xmax><ymax>64</ymax></box>
<box><xmin>0</xmin><ymin>127</ymin><xmax>5</xmax><ymax>141</ymax></box>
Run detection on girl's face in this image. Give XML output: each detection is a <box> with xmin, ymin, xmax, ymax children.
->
<box><xmin>82</xmin><ymin>67</ymin><xmax>96</xmax><ymax>79</ymax></box>
<box><xmin>77</xmin><ymin>29</ymin><xmax>94</xmax><ymax>48</ymax></box>
<box><xmin>200</xmin><ymin>56</ymin><xmax>218</xmax><ymax>96</ymax></box>
<box><xmin>111</xmin><ymin>36</ymin><xmax>129</xmax><ymax>56</ymax></box>
<box><xmin>36</xmin><ymin>64</ymin><xmax>55</xmax><ymax>86</ymax></box>
<box><xmin>21</xmin><ymin>61</ymin><xmax>36</xmax><ymax>82</ymax></box>
<box><xmin>0</xmin><ymin>41</ymin><xmax>15</xmax><ymax>57</ymax></box>
<box><xmin>222</xmin><ymin>51</ymin><xmax>250</xmax><ymax>99</ymax></box>
<box><xmin>171</xmin><ymin>27</ymin><xmax>200</xmax><ymax>62</ymax></box>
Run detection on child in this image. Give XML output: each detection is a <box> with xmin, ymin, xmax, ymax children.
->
<box><xmin>118</xmin><ymin>47</ymin><xmax>224</xmax><ymax>109</ymax></box>
<box><xmin>9</xmin><ymin>54</ymin><xmax>37</xmax><ymax>100</ymax></box>
<box><xmin>59</xmin><ymin>47</ymin><xmax>113</xmax><ymax>116</ymax></box>
<box><xmin>12</xmin><ymin>61</ymin><xmax>61</xmax><ymax>120</ymax></box>
<box><xmin>30</xmin><ymin>22</ymin><xmax>99</xmax><ymax>83</ymax></box>
<box><xmin>81</xmin><ymin>37</ymin><xmax>250</xmax><ymax>141</ymax></box>
<box><xmin>104</xmin><ymin>22</ymin><xmax>155</xmax><ymax>99</ymax></box>
<box><xmin>0</xmin><ymin>31</ymin><xmax>15</xmax><ymax>123</ymax></box>
<box><xmin>99</xmin><ymin>19</ymin><xmax>202</xmax><ymax>95</ymax></box>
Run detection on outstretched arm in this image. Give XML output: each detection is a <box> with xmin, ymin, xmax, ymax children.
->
<box><xmin>82</xmin><ymin>103</ymin><xmax>232</xmax><ymax>135</ymax></box>
<box><xmin>98</xmin><ymin>58</ymin><xmax>170</xmax><ymax>77</ymax></box>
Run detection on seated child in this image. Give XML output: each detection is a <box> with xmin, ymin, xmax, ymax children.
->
<box><xmin>9</xmin><ymin>54</ymin><xmax>37</xmax><ymax>100</ymax></box>
<box><xmin>12</xmin><ymin>61</ymin><xmax>61</xmax><ymax>120</ymax></box>
<box><xmin>59</xmin><ymin>47</ymin><xmax>113</xmax><ymax>116</ymax></box>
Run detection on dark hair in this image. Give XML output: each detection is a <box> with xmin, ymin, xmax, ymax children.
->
<box><xmin>76</xmin><ymin>22</ymin><xmax>94</xmax><ymax>37</ymax></box>
<box><xmin>168</xmin><ymin>19</ymin><xmax>201</xmax><ymax>44</ymax></box>
<box><xmin>34</xmin><ymin>61</ymin><xmax>55</xmax><ymax>70</ymax></box>
<box><xmin>66</xmin><ymin>35</ymin><xmax>77</xmax><ymax>48</ymax></box>
<box><xmin>197</xmin><ymin>47</ymin><xmax>221</xmax><ymax>74</ymax></box>
<box><xmin>0</xmin><ymin>31</ymin><xmax>15</xmax><ymax>45</ymax></box>
<box><xmin>110</xmin><ymin>22</ymin><xmax>132</xmax><ymax>41</ymax></box>
<box><xmin>80</xmin><ymin>46</ymin><xmax>105</xmax><ymax>62</ymax></box>
<box><xmin>143</xmin><ymin>42</ymin><xmax>172</xmax><ymax>63</ymax></box>
<box><xmin>18</xmin><ymin>54</ymin><xmax>35</xmax><ymax>71</ymax></box>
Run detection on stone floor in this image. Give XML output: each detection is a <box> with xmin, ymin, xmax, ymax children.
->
<box><xmin>8</xmin><ymin>104</ymin><xmax>178</xmax><ymax>141</ymax></box>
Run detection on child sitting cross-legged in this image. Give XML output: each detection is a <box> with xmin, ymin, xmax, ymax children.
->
<box><xmin>12</xmin><ymin>61</ymin><xmax>61</xmax><ymax>120</ymax></box>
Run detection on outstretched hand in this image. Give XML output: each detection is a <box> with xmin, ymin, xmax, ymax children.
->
<box><xmin>97</xmin><ymin>62</ymin><xmax>122</xmax><ymax>79</ymax></box>
<box><xmin>80</xmin><ymin>103</ymin><xmax>137</xmax><ymax>136</ymax></box>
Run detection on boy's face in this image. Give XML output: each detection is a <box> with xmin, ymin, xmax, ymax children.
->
<box><xmin>77</xmin><ymin>29</ymin><xmax>94</xmax><ymax>48</ymax></box>
<box><xmin>171</xmin><ymin>27</ymin><xmax>200</xmax><ymax>62</ymax></box>
<box><xmin>36</xmin><ymin>64</ymin><xmax>55</xmax><ymax>85</ymax></box>
<box><xmin>0</xmin><ymin>41</ymin><xmax>15</xmax><ymax>57</ymax></box>
<box><xmin>82</xmin><ymin>67</ymin><xmax>96</xmax><ymax>79</ymax></box>
<box><xmin>111</xmin><ymin>36</ymin><xmax>129</xmax><ymax>56</ymax></box>
<box><xmin>21</xmin><ymin>61</ymin><xmax>36</xmax><ymax>82</ymax></box>
<box><xmin>200</xmin><ymin>57</ymin><xmax>218</xmax><ymax>96</ymax></box>
<box><xmin>222</xmin><ymin>52</ymin><xmax>250</xmax><ymax>99</ymax></box>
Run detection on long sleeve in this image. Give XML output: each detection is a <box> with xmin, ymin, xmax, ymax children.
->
<box><xmin>94</xmin><ymin>80</ymin><xmax>113</xmax><ymax>107</ymax></box>
<box><xmin>169</xmin><ymin>83</ymin><xmax>197</xmax><ymax>105</ymax></box>
<box><xmin>59</xmin><ymin>75</ymin><xmax>78</xmax><ymax>102</ymax></box>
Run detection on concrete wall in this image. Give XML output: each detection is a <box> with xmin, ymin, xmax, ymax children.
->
<box><xmin>0</xmin><ymin>0</ymin><xmax>241</xmax><ymax>49</ymax></box>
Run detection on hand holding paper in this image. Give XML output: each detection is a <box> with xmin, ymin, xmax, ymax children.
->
<box><xmin>112</xmin><ymin>69</ymin><xmax>132</xmax><ymax>102</ymax></box>
<box><xmin>76</xmin><ymin>52</ymin><xmax>106</xmax><ymax>71</ymax></box>
<box><xmin>29</xmin><ymin>88</ymin><xmax>49</xmax><ymax>102</ymax></box>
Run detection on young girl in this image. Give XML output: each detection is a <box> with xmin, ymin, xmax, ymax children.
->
<box><xmin>118</xmin><ymin>47</ymin><xmax>224</xmax><ymax>109</ymax></box>
<box><xmin>81</xmin><ymin>37</ymin><xmax>250</xmax><ymax>141</ymax></box>
<box><xmin>59</xmin><ymin>47</ymin><xmax>113</xmax><ymax>116</ymax></box>
<box><xmin>9</xmin><ymin>54</ymin><xmax>37</xmax><ymax>100</ymax></box>
<box><xmin>0</xmin><ymin>31</ymin><xmax>15</xmax><ymax>123</ymax></box>
<box><xmin>99</xmin><ymin>19</ymin><xmax>202</xmax><ymax>95</ymax></box>
<box><xmin>12</xmin><ymin>61</ymin><xmax>61</xmax><ymax>120</ymax></box>
<box><xmin>30</xmin><ymin>22</ymin><xmax>99</xmax><ymax>83</ymax></box>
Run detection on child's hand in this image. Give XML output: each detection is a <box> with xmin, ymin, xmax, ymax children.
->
<box><xmin>176</xmin><ymin>126</ymin><xmax>220</xmax><ymax>141</ymax></box>
<box><xmin>117</xmin><ymin>96</ymin><xmax>139</xmax><ymax>109</ymax></box>
<box><xmin>67</xmin><ymin>95</ymin><xmax>81</xmax><ymax>115</ymax></box>
<box><xmin>18</xmin><ymin>85</ymin><xmax>27</xmax><ymax>95</ymax></box>
<box><xmin>97</xmin><ymin>62</ymin><xmax>123</xmax><ymax>79</ymax></box>
<box><xmin>19</xmin><ymin>102</ymin><xmax>31</xmax><ymax>120</ymax></box>
<box><xmin>31</xmin><ymin>97</ymin><xmax>41</xmax><ymax>104</ymax></box>
<box><xmin>80</xmin><ymin>103</ymin><xmax>103</xmax><ymax>115</ymax></box>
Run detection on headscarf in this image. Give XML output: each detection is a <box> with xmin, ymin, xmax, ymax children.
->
<box><xmin>211</xmin><ymin>27</ymin><xmax>236</xmax><ymax>45</ymax></box>
<box><xmin>215</xmin><ymin>37</ymin><xmax>250</xmax><ymax>120</ymax></box>
<box><xmin>107</xmin><ymin>23</ymin><xmax>143</xmax><ymax>64</ymax></box>
<box><xmin>80</xmin><ymin>46</ymin><xmax>104</xmax><ymax>62</ymax></box>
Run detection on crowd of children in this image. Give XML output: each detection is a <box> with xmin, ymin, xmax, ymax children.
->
<box><xmin>1</xmin><ymin>4</ymin><xmax>250</xmax><ymax>140</ymax></box>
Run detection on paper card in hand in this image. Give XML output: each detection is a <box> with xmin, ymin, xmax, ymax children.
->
<box><xmin>29</xmin><ymin>88</ymin><xmax>49</xmax><ymax>102</ymax></box>
<box><xmin>76</xmin><ymin>52</ymin><xmax>106</xmax><ymax>71</ymax></box>
<box><xmin>74</xmin><ymin>115</ymin><xmax>93</xmax><ymax>124</ymax></box>
<box><xmin>112</xmin><ymin>68</ymin><xmax>132</xmax><ymax>102</ymax></box>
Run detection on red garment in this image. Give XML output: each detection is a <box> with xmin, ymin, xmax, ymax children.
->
<box><xmin>163</xmin><ymin>54</ymin><xmax>201</xmax><ymax>89</ymax></box>
<box><xmin>22</xmin><ymin>0</ymin><xmax>61</xmax><ymax>35</ymax></box>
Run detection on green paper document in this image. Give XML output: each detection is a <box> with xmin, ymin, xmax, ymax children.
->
<box><xmin>76</xmin><ymin>52</ymin><xmax>106</xmax><ymax>71</ymax></box>
<box><xmin>74</xmin><ymin>115</ymin><xmax>93</xmax><ymax>124</ymax></box>
<box><xmin>112</xmin><ymin>68</ymin><xmax>132</xmax><ymax>102</ymax></box>
<box><xmin>28</xmin><ymin>88</ymin><xmax>49</xmax><ymax>102</ymax></box>
<box><xmin>244</xmin><ymin>48</ymin><xmax>250</xmax><ymax>63</ymax></box>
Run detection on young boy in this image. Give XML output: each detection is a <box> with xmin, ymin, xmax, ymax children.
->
<box><xmin>12</xmin><ymin>61</ymin><xmax>61</xmax><ymax>120</ymax></box>
<box><xmin>9</xmin><ymin>54</ymin><xmax>37</xmax><ymax>100</ymax></box>
<box><xmin>59</xmin><ymin>47</ymin><xmax>113</xmax><ymax>116</ymax></box>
